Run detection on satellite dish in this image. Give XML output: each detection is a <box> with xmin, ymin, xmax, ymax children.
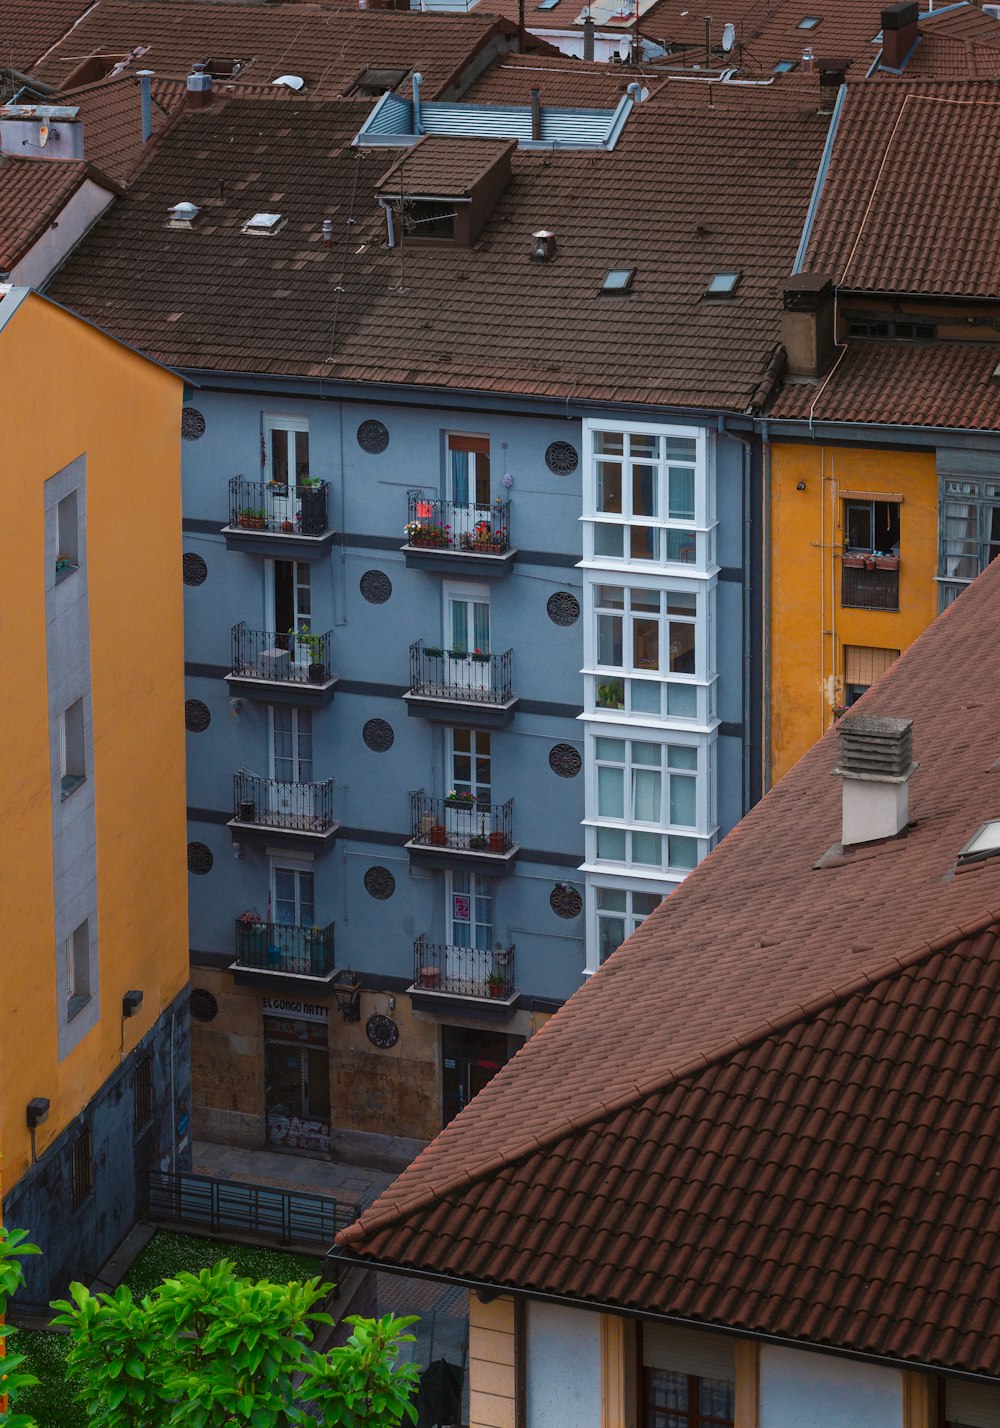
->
<box><xmin>619</xmin><ymin>35</ymin><xmax>632</xmax><ymax>58</ymax></box>
<box><xmin>272</xmin><ymin>74</ymin><xmax>306</xmax><ymax>90</ymax></box>
<box><xmin>721</xmin><ymin>21</ymin><xmax>736</xmax><ymax>50</ymax></box>
<box><xmin>38</xmin><ymin>121</ymin><xmax>49</xmax><ymax>147</ymax></box>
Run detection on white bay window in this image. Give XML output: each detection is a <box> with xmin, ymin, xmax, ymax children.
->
<box><xmin>587</xmin><ymin>734</ymin><xmax>705</xmax><ymax>874</ymax></box>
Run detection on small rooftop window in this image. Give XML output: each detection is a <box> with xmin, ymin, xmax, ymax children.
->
<box><xmin>167</xmin><ymin>201</ymin><xmax>201</xmax><ymax>229</ymax></box>
<box><xmin>537</xmin><ymin>0</ymin><xmax>561</xmax><ymax>10</ymax></box>
<box><xmin>601</xmin><ymin>267</ymin><xmax>635</xmax><ymax>293</ymax></box>
<box><xmin>352</xmin><ymin>66</ymin><xmax>409</xmax><ymax>97</ymax></box>
<box><xmin>773</xmin><ymin>59</ymin><xmax>798</xmax><ymax>72</ymax></box>
<box><xmin>706</xmin><ymin>270</ymin><xmax>742</xmax><ymax>296</ymax></box>
<box><xmin>958</xmin><ymin>820</ymin><xmax>1000</xmax><ymax>865</ymax></box>
<box><xmin>198</xmin><ymin>56</ymin><xmax>247</xmax><ymax>78</ymax></box>
<box><xmin>797</xmin><ymin>15</ymin><xmax>822</xmax><ymax>28</ymax></box>
<box><xmin>242</xmin><ymin>212</ymin><xmax>285</xmax><ymax>236</ymax></box>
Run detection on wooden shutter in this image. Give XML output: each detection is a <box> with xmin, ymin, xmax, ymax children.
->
<box><xmin>945</xmin><ymin>1379</ymin><xmax>1000</xmax><ymax>1428</ymax></box>
<box><xmin>449</xmin><ymin>434</ymin><xmax>490</xmax><ymax>454</ymax></box>
<box><xmin>642</xmin><ymin>1323</ymin><xmax>734</xmax><ymax>1381</ymax></box>
<box><xmin>844</xmin><ymin>645</ymin><xmax>900</xmax><ymax>687</ymax></box>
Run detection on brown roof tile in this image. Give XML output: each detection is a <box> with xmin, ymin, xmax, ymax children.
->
<box><xmin>0</xmin><ymin>0</ymin><xmax>98</xmax><ymax>74</ymax></box>
<box><xmin>46</xmin><ymin>85</ymin><xmax>829</xmax><ymax>409</ymax></box>
<box><xmin>60</xmin><ymin>73</ymin><xmax>188</xmax><ymax>185</ymax></box>
<box><xmin>374</xmin><ymin>134</ymin><xmax>516</xmax><ymax>197</ymax></box>
<box><xmin>0</xmin><ymin>157</ymin><xmax>94</xmax><ymax>270</ymax></box>
<box><xmin>338</xmin><ymin>553</ymin><xmax>1000</xmax><ymax>1377</ymax></box>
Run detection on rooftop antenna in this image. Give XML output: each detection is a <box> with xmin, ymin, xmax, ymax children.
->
<box><xmin>704</xmin><ymin>13</ymin><xmax>712</xmax><ymax>68</ymax></box>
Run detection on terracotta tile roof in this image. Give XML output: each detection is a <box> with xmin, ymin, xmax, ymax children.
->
<box><xmin>337</xmin><ymin>553</ymin><xmax>1000</xmax><ymax>1377</ymax></box>
<box><xmin>46</xmin><ymin>86</ymin><xmax>829</xmax><ymax>409</ymax></box>
<box><xmin>768</xmin><ymin>339</ymin><xmax>1000</xmax><ymax>429</ymax></box>
<box><xmin>901</xmin><ymin>7</ymin><xmax>1000</xmax><ymax>79</ymax></box>
<box><xmin>0</xmin><ymin>0</ymin><xmax>98</xmax><ymax>73</ymax></box>
<box><xmin>803</xmin><ymin>79</ymin><xmax>1000</xmax><ymax>297</ymax></box>
<box><xmin>374</xmin><ymin>134</ymin><xmax>515</xmax><ymax>196</ymax></box>
<box><xmin>462</xmin><ymin>53</ymin><xmax>656</xmax><ymax>105</ymax></box>
<box><xmin>59</xmin><ymin>73</ymin><xmax>187</xmax><ymax>184</ymax></box>
<box><xmin>0</xmin><ymin>157</ymin><xmax>93</xmax><ymax>269</ymax></box>
<box><xmin>30</xmin><ymin>0</ymin><xmax>523</xmax><ymax>101</ymax></box>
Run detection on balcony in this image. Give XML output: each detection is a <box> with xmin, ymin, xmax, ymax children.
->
<box><xmin>222</xmin><ymin>477</ymin><xmax>334</xmax><ymax>558</ymax></box>
<box><xmin>405</xmin><ymin>791</ymin><xmax>517</xmax><ymax>873</ymax></box>
<box><xmin>231</xmin><ymin>918</ymin><xmax>336</xmax><ymax>983</ymax></box>
<box><xmin>226</xmin><ymin>624</ymin><xmax>338</xmax><ymax>707</ymax></box>
<box><xmin>408</xmin><ymin>936</ymin><xmax>517</xmax><ymax>1015</ymax></box>
<box><xmin>403</xmin><ymin>641</ymin><xmax>516</xmax><ymax>727</ymax></box>
<box><xmin>402</xmin><ymin>494</ymin><xmax>515</xmax><ymax>575</ymax></box>
<box><xmin>228</xmin><ymin>771</ymin><xmax>339</xmax><ymax>852</ymax></box>
<box><xmin>841</xmin><ymin>554</ymin><xmax>899</xmax><ymax>611</ymax></box>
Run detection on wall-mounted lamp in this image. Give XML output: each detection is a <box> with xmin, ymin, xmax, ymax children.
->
<box><xmin>796</xmin><ymin>481</ymin><xmax>807</xmax><ymax>492</ymax></box>
<box><xmin>331</xmin><ymin>969</ymin><xmax>361</xmax><ymax>1023</ymax></box>
<box><xmin>229</xmin><ymin>698</ymin><xmax>242</xmax><ymax>716</ymax></box>
<box><xmin>27</xmin><ymin>1097</ymin><xmax>50</xmax><ymax>1164</ymax></box>
<box><xmin>122</xmin><ymin>990</ymin><xmax>144</xmax><ymax>1018</ymax></box>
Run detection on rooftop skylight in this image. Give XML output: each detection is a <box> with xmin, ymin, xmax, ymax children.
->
<box><xmin>242</xmin><ymin>212</ymin><xmax>285</xmax><ymax>236</ymax></box>
<box><xmin>797</xmin><ymin>15</ymin><xmax>822</xmax><ymax>28</ymax></box>
<box><xmin>773</xmin><ymin>59</ymin><xmax>798</xmax><ymax>72</ymax></box>
<box><xmin>706</xmin><ymin>270</ymin><xmax>742</xmax><ymax>296</ymax></box>
<box><xmin>537</xmin><ymin>1</ymin><xmax>561</xmax><ymax>10</ymax></box>
<box><xmin>601</xmin><ymin>267</ymin><xmax>635</xmax><ymax>293</ymax></box>
<box><xmin>958</xmin><ymin>820</ymin><xmax>1000</xmax><ymax>865</ymax></box>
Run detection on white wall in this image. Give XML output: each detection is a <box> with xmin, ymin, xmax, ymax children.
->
<box><xmin>760</xmin><ymin>1345</ymin><xmax>903</xmax><ymax>1428</ymax></box>
<box><xmin>525</xmin><ymin>1302</ymin><xmax>601</xmax><ymax>1428</ymax></box>
<box><xmin>10</xmin><ymin>178</ymin><xmax>114</xmax><ymax>287</ymax></box>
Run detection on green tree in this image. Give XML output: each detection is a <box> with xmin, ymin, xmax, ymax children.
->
<box><xmin>52</xmin><ymin>1261</ymin><xmax>419</xmax><ymax>1428</ymax></box>
<box><xmin>0</xmin><ymin>1225</ymin><xmax>42</xmax><ymax>1428</ymax></box>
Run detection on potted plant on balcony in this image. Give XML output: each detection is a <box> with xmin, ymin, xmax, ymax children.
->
<box><xmin>239</xmin><ymin>507</ymin><xmax>267</xmax><ymax>530</ymax></box>
<box><xmin>237</xmin><ymin>909</ymin><xmax>264</xmax><ymax>958</ymax></box>
<box><xmin>486</xmin><ymin>969</ymin><xmax>507</xmax><ymax>998</ymax></box>
<box><xmin>470</xmin><ymin>815</ymin><xmax>489</xmax><ymax>851</ymax></box>
<box><xmin>445</xmin><ymin>789</ymin><xmax>475</xmax><ymax>808</ymax></box>
<box><xmin>405</xmin><ymin>520</ymin><xmax>450</xmax><ymax>548</ymax></box>
<box><xmin>489</xmin><ymin>828</ymin><xmax>507</xmax><ymax>853</ymax></box>
<box><xmin>267</xmin><ymin>479</ymin><xmax>289</xmax><ymax>497</ymax></box>
<box><xmin>417</xmin><ymin>963</ymin><xmax>442</xmax><ymax>989</ymax></box>
<box><xmin>471</xmin><ymin>648</ymin><xmax>490</xmax><ymax>664</ymax></box>
<box><xmin>448</xmin><ymin>648</ymin><xmax>469</xmax><ymax>662</ymax></box>
<box><xmin>873</xmin><ymin>552</ymin><xmax>899</xmax><ymax>570</ymax></box>
<box><xmin>292</xmin><ymin>625</ymin><xmax>327</xmax><ymax>683</ymax></box>
<box><xmin>238</xmin><ymin>795</ymin><xmax>256</xmax><ymax>823</ymax></box>
<box><xmin>296</xmin><ymin>476</ymin><xmax>326</xmax><ymax>534</ymax></box>
<box><xmin>423</xmin><ymin>645</ymin><xmax>444</xmax><ymax>659</ymax></box>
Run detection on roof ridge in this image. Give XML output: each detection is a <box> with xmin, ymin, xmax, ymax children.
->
<box><xmin>341</xmin><ymin>907</ymin><xmax>1000</xmax><ymax>1248</ymax></box>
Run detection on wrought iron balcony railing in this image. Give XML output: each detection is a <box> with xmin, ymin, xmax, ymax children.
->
<box><xmin>233</xmin><ymin>771</ymin><xmax>336</xmax><ymax>833</ymax></box>
<box><xmin>409</xmin><ymin>640</ymin><xmax>513</xmax><ymax>705</ymax></box>
<box><xmin>228</xmin><ymin>476</ymin><xmax>331</xmax><ymax>536</ymax></box>
<box><xmin>234</xmin><ymin>919</ymin><xmax>335</xmax><ymax>977</ymax></box>
<box><xmin>412</xmin><ymin>936</ymin><xmax>515</xmax><ymax>1000</ymax></box>
<box><xmin>231</xmin><ymin>624</ymin><xmax>333</xmax><ymax>686</ymax></box>
<box><xmin>841</xmin><ymin>555</ymin><xmax>899</xmax><ymax>611</ymax></box>
<box><xmin>409</xmin><ymin>791</ymin><xmax>513</xmax><ymax>854</ymax></box>
<box><xmin>405</xmin><ymin>494</ymin><xmax>510</xmax><ymax>554</ymax></box>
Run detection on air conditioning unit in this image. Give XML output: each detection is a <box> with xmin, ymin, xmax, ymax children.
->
<box><xmin>985</xmin><ymin>4</ymin><xmax>1000</xmax><ymax>20</ymax></box>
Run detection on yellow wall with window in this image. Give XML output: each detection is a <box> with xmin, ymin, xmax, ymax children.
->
<box><xmin>0</xmin><ymin>289</ymin><xmax>187</xmax><ymax>1191</ymax></box>
<box><xmin>768</xmin><ymin>441</ymin><xmax>939</xmax><ymax>784</ymax></box>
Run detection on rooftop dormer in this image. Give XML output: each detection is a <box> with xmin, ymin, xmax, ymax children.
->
<box><xmin>374</xmin><ymin>135</ymin><xmax>515</xmax><ymax>247</ymax></box>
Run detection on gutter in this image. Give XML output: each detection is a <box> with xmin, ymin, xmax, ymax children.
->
<box><xmin>792</xmin><ymin>81</ymin><xmax>847</xmax><ymax>274</ymax></box>
<box><xmin>326</xmin><ymin>1247</ymin><xmax>1000</xmax><ymax>1389</ymax></box>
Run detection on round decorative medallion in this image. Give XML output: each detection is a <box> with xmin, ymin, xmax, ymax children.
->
<box><xmin>183</xmin><ymin>552</ymin><xmax>208</xmax><ymax>586</ymax></box>
<box><xmin>549</xmin><ymin>743</ymin><xmax>582</xmax><ymax>778</ymax></box>
<box><xmin>360</xmin><ymin>569</ymin><xmax>392</xmax><ymax>605</ymax></box>
<box><xmin>187</xmin><ymin>842</ymin><xmax>214</xmax><ymax>875</ymax></box>
<box><xmin>357</xmin><ymin>419</ymin><xmax>390</xmax><ymax>454</ymax></box>
<box><xmin>547</xmin><ymin>591</ymin><xmax>581</xmax><ymax>626</ymax></box>
<box><xmin>364</xmin><ymin>866</ymin><xmax>396</xmax><ymax>900</ymax></box>
<box><xmin>181</xmin><ymin>407</ymin><xmax>206</xmax><ymax>441</ymax></box>
<box><xmin>550</xmin><ymin>883</ymin><xmax>583</xmax><ymax>919</ymax></box>
<box><xmin>363</xmin><ymin>717</ymin><xmax>394</xmax><ymax>752</ymax></box>
<box><xmin>190</xmin><ymin>988</ymin><xmax>219</xmax><ymax>1023</ymax></box>
<box><xmin>366</xmin><ymin>1013</ymin><xmax>400</xmax><ymax>1050</ymax></box>
<box><xmin>185</xmin><ymin>699</ymin><xmax>211</xmax><ymax>732</ymax></box>
<box><xmin>545</xmin><ymin>439</ymin><xmax>579</xmax><ymax>475</ymax></box>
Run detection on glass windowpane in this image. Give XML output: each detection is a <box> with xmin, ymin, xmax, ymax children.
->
<box><xmin>597</xmin><ymin>766</ymin><xmax>625</xmax><ymax>818</ymax></box>
<box><xmin>596</xmin><ymin>887</ymin><xmax>627</xmax><ymax>911</ymax></box>
<box><xmin>633</xmin><ymin>768</ymin><xmax>661</xmax><ymax>822</ymax></box>
<box><xmin>594</xmin><ymin>738</ymin><xmax>625</xmax><ymax>761</ymax></box>
<box><xmin>598</xmin><ymin>614</ymin><xmax>624</xmax><ymax>667</ymax></box>
<box><xmin>631</xmin><ymin>588</ymin><xmax>660</xmax><ymax>611</ymax></box>
<box><xmin>595</xmin><ymin>431</ymin><xmax>624</xmax><ymax>455</ymax></box>
<box><xmin>632</xmin><ymin>742</ymin><xmax>661</xmax><ymax>765</ymax></box>
<box><xmin>666</xmin><ymin>683</ymin><xmax>698</xmax><ymax>718</ymax></box>
<box><xmin>597</xmin><ymin>462</ymin><xmax>623</xmax><ymax>514</ymax></box>
<box><xmin>631</xmin><ymin>680</ymin><xmax>661</xmax><ymax>714</ymax></box>
<box><xmin>629</xmin><ymin>433</ymin><xmax>658</xmax><ymax>458</ymax></box>
<box><xmin>631</xmin><ymin>831</ymin><xmax>662</xmax><ymax>865</ymax></box>
<box><xmin>632</xmin><ymin>465</ymin><xmax>657</xmax><ymax>517</ymax></box>
<box><xmin>668</xmin><ymin>467</ymin><xmax>695</xmax><ymax>520</ymax></box>
<box><xmin>669</xmin><ymin>621</ymin><xmax>697</xmax><ymax>673</ymax></box>
<box><xmin>596</xmin><ymin>585</ymin><xmax>625</xmax><ymax>609</ymax></box>
<box><xmin>596</xmin><ymin>827</ymin><xmax>627</xmax><ymax>861</ymax></box>
<box><xmin>665</xmin><ymin>529</ymin><xmax>697</xmax><ymax>563</ymax></box>
<box><xmin>669</xmin><ymin>835</ymin><xmax>698</xmax><ymax>869</ymax></box>
<box><xmin>595</xmin><ymin>523</ymin><xmax>625</xmax><ymax>558</ymax></box>
<box><xmin>633</xmin><ymin>618</ymin><xmax>659</xmax><ymax>670</ymax></box>
<box><xmin>630</xmin><ymin>525</ymin><xmax>659</xmax><ymax>560</ymax></box>
<box><xmin>668</xmin><ymin>745</ymin><xmax>698</xmax><ymax>770</ymax></box>
<box><xmin>669</xmin><ymin>774</ymin><xmax>697</xmax><ymax>826</ymax></box>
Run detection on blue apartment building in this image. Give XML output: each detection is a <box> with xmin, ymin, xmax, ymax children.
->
<box><xmin>47</xmin><ymin>66</ymin><xmax>828</xmax><ymax>1159</ymax></box>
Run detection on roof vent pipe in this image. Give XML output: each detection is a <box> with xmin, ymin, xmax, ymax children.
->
<box><xmin>137</xmin><ymin>68</ymin><xmax>154</xmax><ymax>143</ymax></box>
<box><xmin>530</xmin><ymin>87</ymin><xmax>542</xmax><ymax>141</ymax></box>
<box><xmin>833</xmin><ymin>714</ymin><xmax>916</xmax><ymax>847</ymax></box>
<box><xmin>531</xmin><ymin>228</ymin><xmax>557</xmax><ymax>261</ymax></box>
<box><xmin>626</xmin><ymin>80</ymin><xmax>642</xmax><ymax>102</ymax></box>
<box><xmin>582</xmin><ymin>7</ymin><xmax>596</xmax><ymax>60</ymax></box>
<box><xmin>322</xmin><ymin>218</ymin><xmax>333</xmax><ymax>247</ymax></box>
<box><xmin>412</xmin><ymin>72</ymin><xmax>423</xmax><ymax>135</ymax></box>
<box><xmin>186</xmin><ymin>61</ymin><xmax>213</xmax><ymax>108</ymax></box>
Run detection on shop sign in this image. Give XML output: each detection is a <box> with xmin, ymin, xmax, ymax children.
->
<box><xmin>261</xmin><ymin>996</ymin><xmax>328</xmax><ymax>1023</ymax></box>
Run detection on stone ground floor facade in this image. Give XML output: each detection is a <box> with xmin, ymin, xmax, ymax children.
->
<box><xmin>189</xmin><ymin>967</ymin><xmax>549</xmax><ymax>1164</ymax></box>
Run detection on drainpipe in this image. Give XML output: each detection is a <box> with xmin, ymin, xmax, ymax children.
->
<box><xmin>378</xmin><ymin>196</ymin><xmax>396</xmax><ymax>247</ymax></box>
<box><xmin>530</xmin><ymin>87</ymin><xmax>542</xmax><ymax>141</ymax></box>
<box><xmin>412</xmin><ymin>71</ymin><xmax>423</xmax><ymax>135</ymax></box>
<box><xmin>137</xmin><ymin>68</ymin><xmax>154</xmax><ymax>143</ymax></box>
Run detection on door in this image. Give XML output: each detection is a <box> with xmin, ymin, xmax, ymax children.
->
<box><xmin>447</xmin><ymin>728</ymin><xmax>492</xmax><ymax>843</ymax></box>
<box><xmin>263</xmin><ymin>1015</ymin><xmax>331</xmax><ymax>1154</ymax></box>
<box><xmin>441</xmin><ymin>1026</ymin><xmax>521</xmax><ymax>1126</ymax></box>
<box><xmin>445</xmin><ymin>584</ymin><xmax>491</xmax><ymax>697</ymax></box>
<box><xmin>263</xmin><ymin>415</ymin><xmax>309</xmax><ymax>527</ymax></box>
<box><xmin>272</xmin><ymin>863</ymin><xmax>315</xmax><ymax>928</ymax></box>
<box><xmin>271</xmin><ymin>561</ymin><xmax>312</xmax><ymax>666</ymax></box>
<box><xmin>269</xmin><ymin>707</ymin><xmax>315</xmax><ymax>825</ymax></box>
<box><xmin>446</xmin><ymin>869</ymin><xmax>493</xmax><ymax>992</ymax></box>
<box><xmin>447</xmin><ymin>434</ymin><xmax>491</xmax><ymax>546</ymax></box>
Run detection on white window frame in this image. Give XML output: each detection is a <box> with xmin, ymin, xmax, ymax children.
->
<box><xmin>268</xmin><ymin>705</ymin><xmax>314</xmax><ymax>783</ymax></box>
<box><xmin>447</xmin><ymin>726</ymin><xmax>493</xmax><ymax>804</ymax></box>
<box><xmin>445</xmin><ymin>432</ymin><xmax>492</xmax><ymax>507</ymax></box>
<box><xmin>262</xmin><ymin>413</ymin><xmax>310</xmax><ymax>485</ymax></box>
<box><xmin>442</xmin><ymin>579</ymin><xmax>491</xmax><ymax>654</ymax></box>
<box><xmin>580</xmin><ymin>417</ymin><xmax>717</xmax><ymax>575</ymax></box>
<box><xmin>584</xmin><ymin>877</ymin><xmax>666</xmax><ymax>974</ymax></box>
<box><xmin>269</xmin><ymin>855</ymin><xmax>315</xmax><ymax>928</ymax></box>
<box><xmin>446</xmin><ymin>868</ymin><xmax>494</xmax><ymax>949</ymax></box>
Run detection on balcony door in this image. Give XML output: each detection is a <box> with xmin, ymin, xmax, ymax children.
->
<box><xmin>269</xmin><ymin>560</ymin><xmax>311</xmax><ymax>669</ymax></box>
<box><xmin>271</xmin><ymin>862</ymin><xmax>315</xmax><ymax>928</ymax></box>
<box><xmin>268</xmin><ymin>706</ymin><xmax>315</xmax><ymax>824</ymax></box>
<box><xmin>445</xmin><ymin>581</ymin><xmax>491</xmax><ymax>698</ymax></box>
<box><xmin>447</xmin><ymin>433</ymin><xmax>490</xmax><ymax>545</ymax></box>
<box><xmin>447</xmin><ymin>870</ymin><xmax>493</xmax><ymax>995</ymax></box>
<box><xmin>263</xmin><ymin>414</ymin><xmax>310</xmax><ymax>527</ymax></box>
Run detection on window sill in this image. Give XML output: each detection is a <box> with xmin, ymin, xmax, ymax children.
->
<box><xmin>61</xmin><ymin>774</ymin><xmax>86</xmax><ymax>800</ymax></box>
<box><xmin>67</xmin><ymin>993</ymin><xmax>91</xmax><ymax>1022</ymax></box>
<box><xmin>55</xmin><ymin>563</ymin><xmax>80</xmax><ymax>585</ymax></box>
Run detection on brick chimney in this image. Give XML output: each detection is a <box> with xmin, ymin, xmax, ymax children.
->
<box><xmin>781</xmin><ymin>273</ymin><xmax>836</xmax><ymax>380</ymax></box>
<box><xmin>834</xmin><ymin>715</ymin><xmax>916</xmax><ymax>847</ymax></box>
<box><xmin>881</xmin><ymin>0</ymin><xmax>918</xmax><ymax>69</ymax></box>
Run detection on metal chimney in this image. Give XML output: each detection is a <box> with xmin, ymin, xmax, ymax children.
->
<box><xmin>186</xmin><ymin>62</ymin><xmax>213</xmax><ymax>109</ymax></box>
<box><xmin>530</xmin><ymin>87</ymin><xmax>542</xmax><ymax>141</ymax></box>
<box><xmin>137</xmin><ymin>68</ymin><xmax>154</xmax><ymax>143</ymax></box>
<box><xmin>834</xmin><ymin>715</ymin><xmax>916</xmax><ymax>846</ymax></box>
<box><xmin>582</xmin><ymin>8</ymin><xmax>596</xmax><ymax>60</ymax></box>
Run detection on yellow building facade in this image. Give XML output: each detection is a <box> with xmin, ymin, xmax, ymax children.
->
<box><xmin>768</xmin><ymin>439</ymin><xmax>939</xmax><ymax>784</ymax></box>
<box><xmin>0</xmin><ymin>288</ymin><xmax>190</xmax><ymax>1304</ymax></box>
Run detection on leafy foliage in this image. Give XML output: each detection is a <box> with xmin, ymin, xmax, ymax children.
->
<box><xmin>52</xmin><ymin>1262</ymin><xmax>419</xmax><ymax>1428</ymax></box>
<box><xmin>0</xmin><ymin>1226</ymin><xmax>42</xmax><ymax>1428</ymax></box>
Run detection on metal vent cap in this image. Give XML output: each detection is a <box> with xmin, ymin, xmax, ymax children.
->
<box><xmin>835</xmin><ymin>714</ymin><xmax>913</xmax><ymax>779</ymax></box>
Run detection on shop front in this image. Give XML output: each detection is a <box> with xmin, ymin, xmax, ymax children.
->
<box><xmin>262</xmin><ymin>996</ymin><xmax>331</xmax><ymax>1155</ymax></box>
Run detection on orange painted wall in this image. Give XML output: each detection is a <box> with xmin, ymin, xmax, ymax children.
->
<box><xmin>768</xmin><ymin>440</ymin><xmax>939</xmax><ymax>785</ymax></box>
<box><xmin>0</xmin><ymin>291</ymin><xmax>188</xmax><ymax>1190</ymax></box>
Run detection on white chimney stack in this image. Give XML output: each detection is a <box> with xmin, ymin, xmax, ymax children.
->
<box><xmin>834</xmin><ymin>715</ymin><xmax>916</xmax><ymax>847</ymax></box>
